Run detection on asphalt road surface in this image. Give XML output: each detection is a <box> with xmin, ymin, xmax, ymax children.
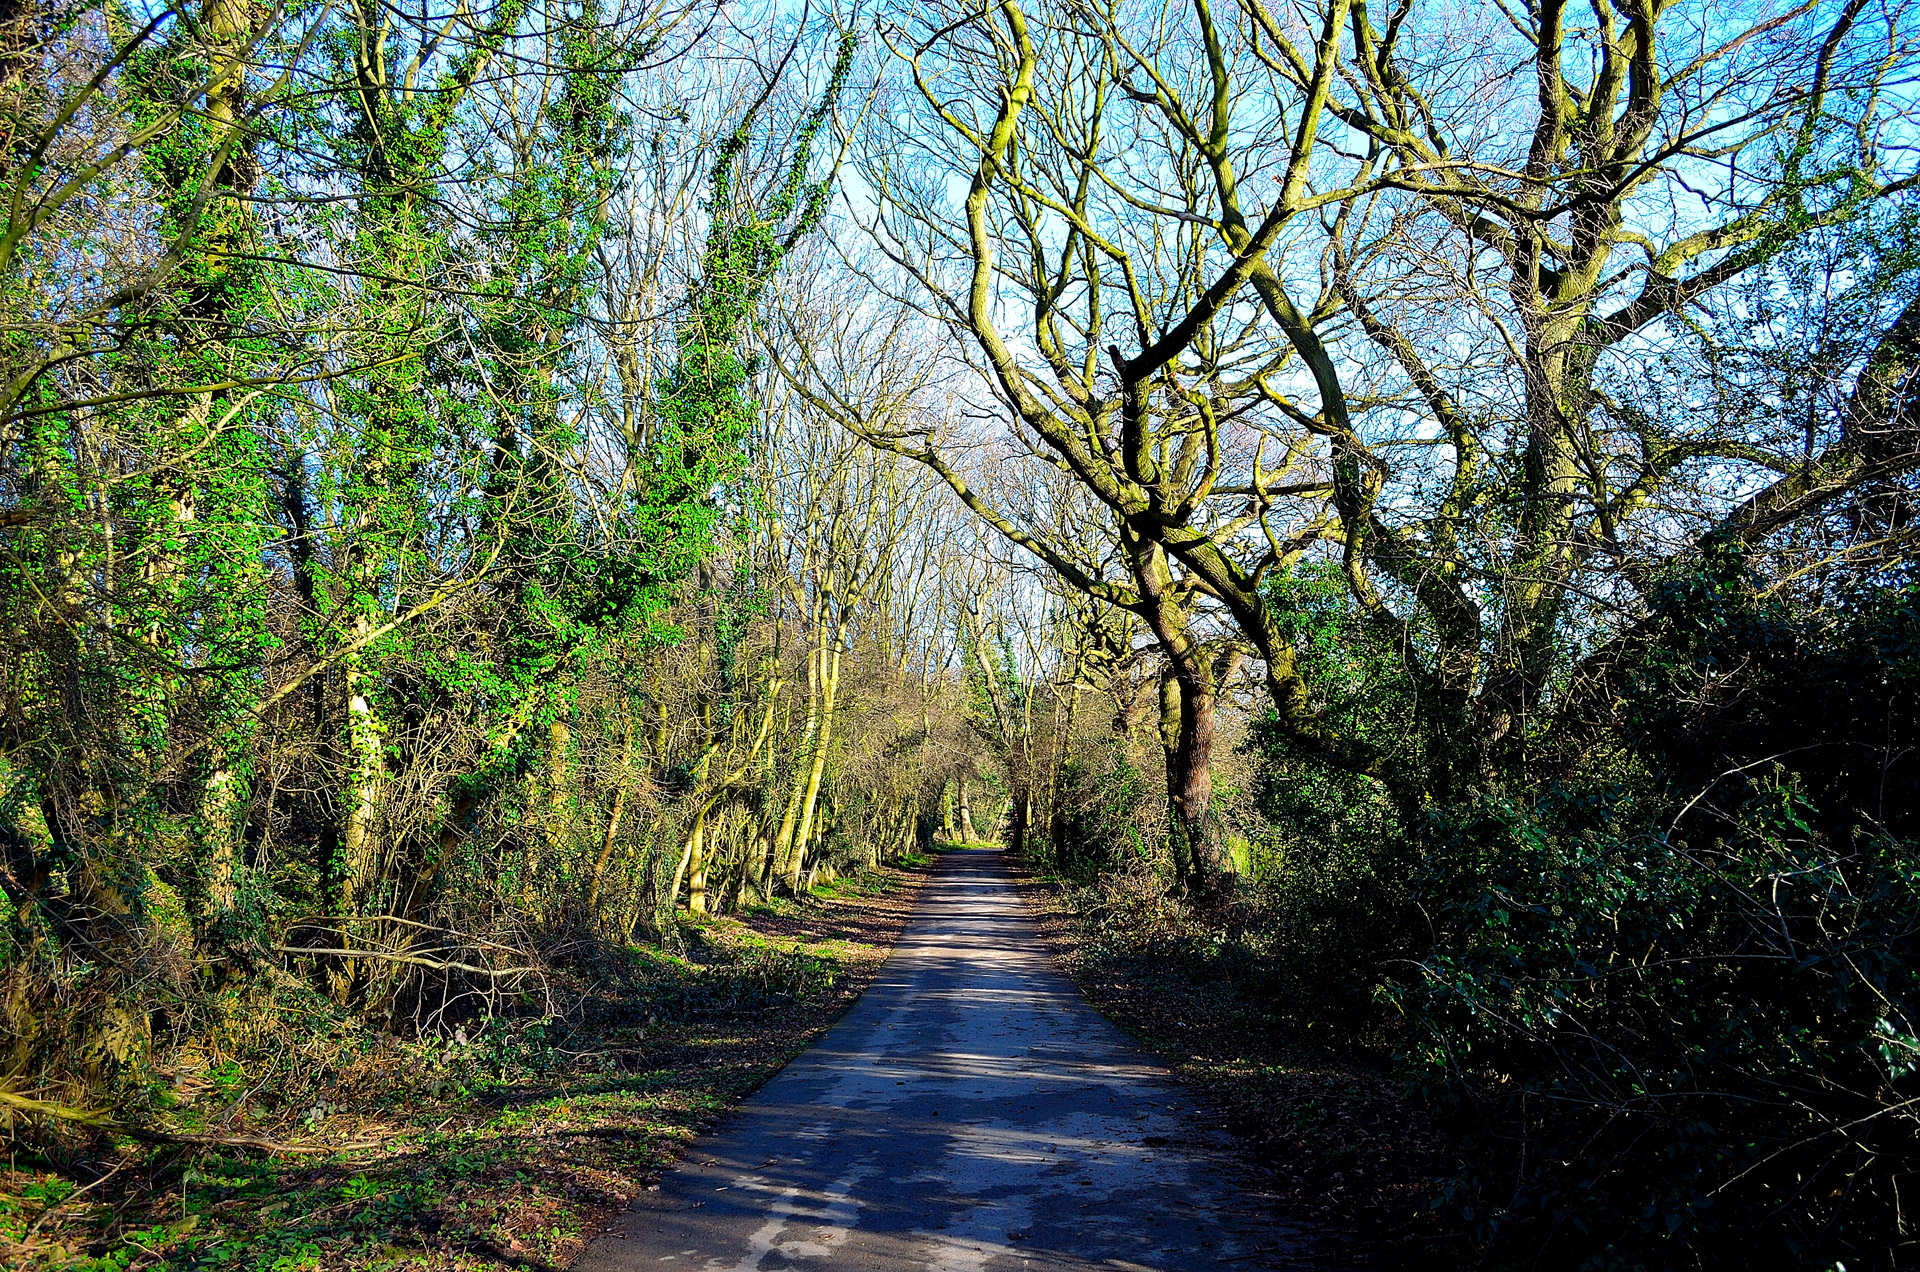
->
<box><xmin>577</xmin><ymin>847</ymin><xmax>1317</xmax><ymax>1271</ymax></box>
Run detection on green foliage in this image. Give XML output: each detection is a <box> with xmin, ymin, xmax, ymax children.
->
<box><xmin>1231</xmin><ymin>565</ymin><xmax>1418</xmax><ymax>1023</ymax></box>
<box><xmin>1187</xmin><ymin>523</ymin><xmax>1920</xmax><ymax>1269</ymax></box>
<box><xmin>1046</xmin><ymin>738</ymin><xmax>1152</xmax><ymax>879</ymax></box>
<box><xmin>0</xmin><ymin>0</ymin><xmax>881</xmax><ymax>1137</ymax></box>
<box><xmin>646</xmin><ymin>30</ymin><xmax>860</xmax><ymax>554</ymax></box>
<box><xmin>1396</xmin><ymin>777</ymin><xmax>1920</xmax><ymax>1269</ymax></box>
<box><xmin>1386</xmin><ymin>558</ymin><xmax>1920</xmax><ymax>1269</ymax></box>
<box><xmin>1260</xmin><ymin>563</ymin><xmax>1417</xmax><ymax>758</ymax></box>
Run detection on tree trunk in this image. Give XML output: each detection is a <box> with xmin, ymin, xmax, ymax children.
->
<box><xmin>957</xmin><ymin>774</ymin><xmax>976</xmax><ymax>843</ymax></box>
<box><xmin>786</xmin><ymin>640</ymin><xmax>841</xmax><ymax>892</ymax></box>
<box><xmin>1046</xmin><ymin>659</ymin><xmax>1083</xmax><ymax>857</ymax></box>
<box><xmin>546</xmin><ymin>709</ymin><xmax>572</xmax><ymax>839</ymax></box>
<box><xmin>199</xmin><ymin>762</ymin><xmax>241</xmax><ymax>917</ymax></box>
<box><xmin>680</xmin><ymin>809</ymin><xmax>709</xmax><ymax>914</ymax></box>
<box><xmin>1157</xmin><ymin>670</ymin><xmax>1193</xmax><ymax>890</ymax></box>
<box><xmin>586</xmin><ymin>703</ymin><xmax>635</xmax><ymax>916</ymax></box>
<box><xmin>339</xmin><ymin>628</ymin><xmax>383</xmax><ymax>919</ymax></box>
<box><xmin>1009</xmin><ymin>791</ymin><xmax>1032</xmax><ymax>857</ymax></box>
<box><xmin>770</xmin><ymin>640</ymin><xmax>822</xmax><ymax>887</ymax></box>
<box><xmin>336</xmin><ymin>600</ymin><xmax>386</xmax><ymax>998</ymax></box>
<box><xmin>1156</xmin><ymin>646</ymin><xmax>1238</xmax><ymax>900</ymax></box>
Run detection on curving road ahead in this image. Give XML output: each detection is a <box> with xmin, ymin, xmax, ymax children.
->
<box><xmin>577</xmin><ymin>847</ymin><xmax>1317</xmax><ymax>1271</ymax></box>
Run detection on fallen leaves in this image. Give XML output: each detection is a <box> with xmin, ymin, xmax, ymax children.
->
<box><xmin>2</xmin><ymin>861</ymin><xmax>932</xmax><ymax>1272</ymax></box>
<box><xmin>1010</xmin><ymin>862</ymin><xmax>1476</xmax><ymax>1271</ymax></box>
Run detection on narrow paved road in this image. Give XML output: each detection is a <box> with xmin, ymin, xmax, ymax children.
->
<box><xmin>578</xmin><ymin>848</ymin><xmax>1316</xmax><ymax>1271</ymax></box>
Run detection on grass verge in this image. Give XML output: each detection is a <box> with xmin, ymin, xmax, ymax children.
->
<box><xmin>1007</xmin><ymin>859</ymin><xmax>1475</xmax><ymax>1271</ymax></box>
<box><xmin>2</xmin><ymin>860</ymin><xmax>930</xmax><ymax>1272</ymax></box>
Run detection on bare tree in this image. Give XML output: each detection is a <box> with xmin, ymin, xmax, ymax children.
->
<box><xmin>839</xmin><ymin>0</ymin><xmax>1920</xmax><ymax>815</ymax></box>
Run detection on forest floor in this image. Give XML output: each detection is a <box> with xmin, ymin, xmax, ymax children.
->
<box><xmin>1</xmin><ymin>858</ymin><xmax>932</xmax><ymax>1272</ymax></box>
<box><xmin>1010</xmin><ymin>862</ymin><xmax>1477</xmax><ymax>1271</ymax></box>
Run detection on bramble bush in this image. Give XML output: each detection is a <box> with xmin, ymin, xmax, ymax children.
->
<box><xmin>1396</xmin><ymin>779</ymin><xmax>1920</xmax><ymax>1269</ymax></box>
<box><xmin>1219</xmin><ymin>550</ymin><xmax>1920</xmax><ymax>1269</ymax></box>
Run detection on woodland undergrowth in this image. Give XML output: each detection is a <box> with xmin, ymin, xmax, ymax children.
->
<box><xmin>0</xmin><ymin>862</ymin><xmax>928</xmax><ymax>1272</ymax></box>
<box><xmin>1016</xmin><ymin>858</ymin><xmax>1471</xmax><ymax>1271</ymax></box>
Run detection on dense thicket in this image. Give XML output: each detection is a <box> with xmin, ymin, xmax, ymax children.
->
<box><xmin>1222</xmin><ymin>536</ymin><xmax>1920</xmax><ymax>1268</ymax></box>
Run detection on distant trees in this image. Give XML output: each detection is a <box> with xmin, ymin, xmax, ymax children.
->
<box><xmin>778</xmin><ymin>207</ymin><xmax>1263</xmax><ymax>894</ymax></box>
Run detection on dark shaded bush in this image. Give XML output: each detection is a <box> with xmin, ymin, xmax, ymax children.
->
<box><xmin>1397</xmin><ymin>782</ymin><xmax>1920</xmax><ymax>1270</ymax></box>
<box><xmin>1390</xmin><ymin>560</ymin><xmax>1920</xmax><ymax>1270</ymax></box>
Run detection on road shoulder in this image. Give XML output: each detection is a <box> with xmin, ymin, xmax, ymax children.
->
<box><xmin>1005</xmin><ymin>857</ymin><xmax>1474</xmax><ymax>1271</ymax></box>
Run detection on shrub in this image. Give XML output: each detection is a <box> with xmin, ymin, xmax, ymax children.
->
<box><xmin>1393</xmin><ymin>780</ymin><xmax>1920</xmax><ymax>1269</ymax></box>
<box><xmin>1387</xmin><ymin>568</ymin><xmax>1920</xmax><ymax>1270</ymax></box>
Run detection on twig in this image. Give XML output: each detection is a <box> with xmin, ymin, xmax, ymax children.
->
<box><xmin>20</xmin><ymin>1154</ymin><xmax>130</xmax><ymax>1245</ymax></box>
<box><xmin>270</xmin><ymin>946</ymin><xmax>539</xmax><ymax>977</ymax></box>
<box><xmin>0</xmin><ymin>1089</ymin><xmax>383</xmax><ymax>1155</ymax></box>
